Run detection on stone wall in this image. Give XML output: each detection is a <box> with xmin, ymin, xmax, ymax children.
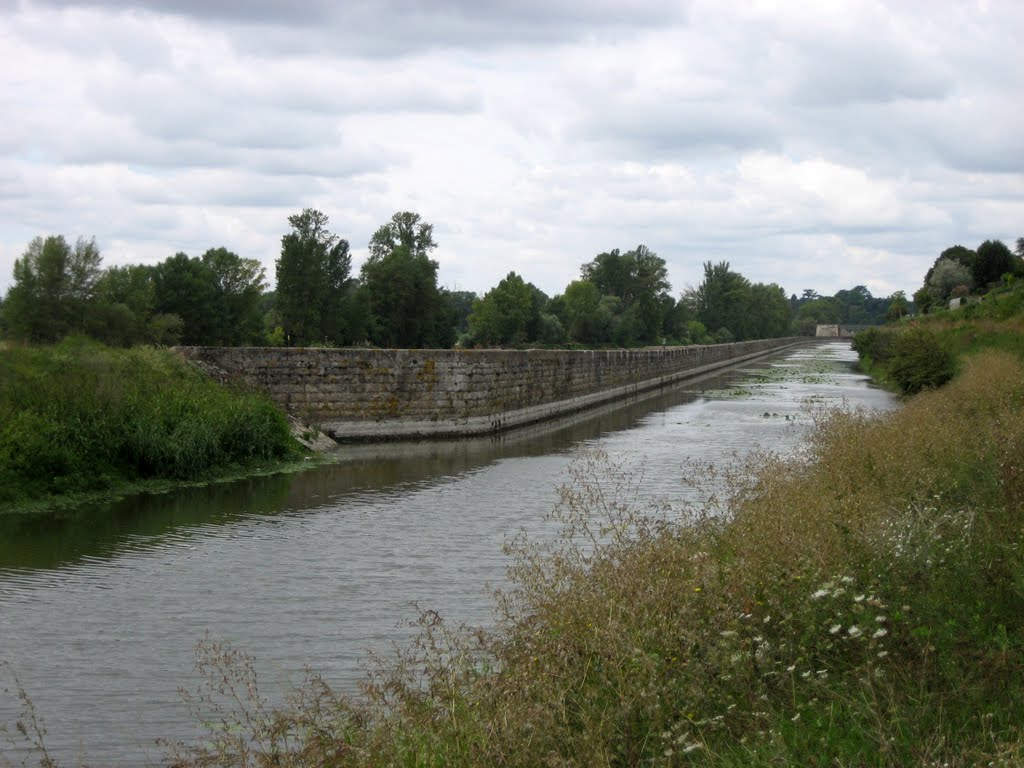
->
<box><xmin>176</xmin><ymin>338</ymin><xmax>809</xmax><ymax>441</ymax></box>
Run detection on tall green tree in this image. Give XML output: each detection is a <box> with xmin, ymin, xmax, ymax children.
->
<box><xmin>152</xmin><ymin>252</ymin><xmax>220</xmax><ymax>345</ymax></box>
<box><xmin>201</xmin><ymin>247</ymin><xmax>267</xmax><ymax>344</ymax></box>
<box><xmin>360</xmin><ymin>212</ymin><xmax>448</xmax><ymax>348</ymax></box>
<box><xmin>468</xmin><ymin>272</ymin><xmax>538</xmax><ymax>346</ymax></box>
<box><xmin>276</xmin><ymin>209</ymin><xmax>354</xmax><ymax>346</ymax></box>
<box><xmin>692</xmin><ymin>261</ymin><xmax>752</xmax><ymax>340</ymax></box>
<box><xmin>580</xmin><ymin>245</ymin><xmax>671</xmax><ymax>344</ymax></box>
<box><xmin>3</xmin><ymin>235</ymin><xmax>102</xmax><ymax>342</ymax></box>
<box><xmin>973</xmin><ymin>239</ymin><xmax>1016</xmax><ymax>287</ymax></box>
<box><xmin>748</xmin><ymin>282</ymin><xmax>792</xmax><ymax>338</ymax></box>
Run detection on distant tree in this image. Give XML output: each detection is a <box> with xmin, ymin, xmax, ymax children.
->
<box><xmin>885</xmin><ymin>290</ymin><xmax>908</xmax><ymax>322</ymax></box>
<box><xmin>561</xmin><ymin>279</ymin><xmax>606</xmax><ymax>344</ymax></box>
<box><xmin>446</xmin><ymin>290</ymin><xmax>478</xmax><ymax>336</ymax></box>
<box><xmin>369</xmin><ymin>211</ymin><xmax>437</xmax><ymax>261</ymax></box>
<box><xmin>692</xmin><ymin>261</ymin><xmax>752</xmax><ymax>340</ymax></box>
<box><xmin>747</xmin><ymin>282</ymin><xmax>792</xmax><ymax>338</ymax></box>
<box><xmin>4</xmin><ymin>235</ymin><xmax>102</xmax><ymax>342</ymax></box>
<box><xmin>927</xmin><ymin>257</ymin><xmax>973</xmax><ymax>304</ymax></box>
<box><xmin>791</xmin><ymin>298</ymin><xmax>840</xmax><ymax>336</ymax></box>
<box><xmin>468</xmin><ymin>272</ymin><xmax>537</xmax><ymax>346</ymax></box>
<box><xmin>201</xmin><ymin>247</ymin><xmax>267</xmax><ymax>344</ymax></box>
<box><xmin>912</xmin><ymin>285</ymin><xmax>935</xmax><ymax>315</ymax></box>
<box><xmin>276</xmin><ymin>209</ymin><xmax>354</xmax><ymax>346</ymax></box>
<box><xmin>152</xmin><ymin>252</ymin><xmax>220</xmax><ymax>345</ymax></box>
<box><xmin>973</xmin><ymin>239</ymin><xmax>1016</xmax><ymax>287</ymax></box>
<box><xmin>361</xmin><ymin>212</ymin><xmax>447</xmax><ymax>348</ymax></box>
<box><xmin>581</xmin><ymin>245</ymin><xmax>671</xmax><ymax>344</ymax></box>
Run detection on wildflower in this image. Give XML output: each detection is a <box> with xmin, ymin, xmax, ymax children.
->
<box><xmin>840</xmin><ymin>576</ymin><xmax>854</xmax><ymax>584</ymax></box>
<box><xmin>872</xmin><ymin>628</ymin><xmax>888</xmax><ymax>639</ymax></box>
<box><xmin>682</xmin><ymin>743</ymin><xmax>701</xmax><ymax>754</ymax></box>
<box><xmin>791</xmin><ymin>712</ymin><xmax>801</xmax><ymax>722</ymax></box>
<box><xmin>877</xmin><ymin>651</ymin><xmax>889</xmax><ymax>658</ymax></box>
<box><xmin>854</xmin><ymin>594</ymin><xmax>866</xmax><ymax>603</ymax></box>
<box><xmin>720</xmin><ymin>630</ymin><xmax>737</xmax><ymax>638</ymax></box>
<box><xmin>829</xmin><ymin>624</ymin><xmax>842</xmax><ymax>634</ymax></box>
<box><xmin>786</xmin><ymin>664</ymin><xmax>796</xmax><ymax>672</ymax></box>
<box><xmin>875</xmin><ymin>615</ymin><xmax>886</xmax><ymax>623</ymax></box>
<box><xmin>812</xmin><ymin>589</ymin><xmax>830</xmax><ymax>599</ymax></box>
<box><xmin>848</xmin><ymin>626</ymin><xmax>863</xmax><ymax>638</ymax></box>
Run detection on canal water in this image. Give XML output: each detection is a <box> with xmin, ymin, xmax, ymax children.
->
<box><xmin>0</xmin><ymin>342</ymin><xmax>895</xmax><ymax>764</ymax></box>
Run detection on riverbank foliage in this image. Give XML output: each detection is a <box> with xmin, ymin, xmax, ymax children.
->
<box><xmin>0</xmin><ymin>338</ymin><xmax>301</xmax><ymax>510</ymax></box>
<box><xmin>854</xmin><ymin>281</ymin><xmax>1024</xmax><ymax>394</ymax></box>
<box><xmin>119</xmin><ymin>337</ymin><xmax>1024</xmax><ymax>766</ymax></box>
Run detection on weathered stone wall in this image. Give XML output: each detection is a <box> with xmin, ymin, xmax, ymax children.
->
<box><xmin>176</xmin><ymin>338</ymin><xmax>809</xmax><ymax>441</ymax></box>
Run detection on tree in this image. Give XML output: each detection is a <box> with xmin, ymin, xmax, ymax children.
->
<box><xmin>692</xmin><ymin>261</ymin><xmax>752</xmax><ymax>340</ymax></box>
<box><xmin>360</xmin><ymin>212</ymin><xmax>447</xmax><ymax>348</ymax></box>
<box><xmin>791</xmin><ymin>298</ymin><xmax>840</xmax><ymax>336</ymax></box>
<box><xmin>927</xmin><ymin>257</ymin><xmax>973</xmax><ymax>304</ymax></box>
<box><xmin>276</xmin><ymin>209</ymin><xmax>354</xmax><ymax>346</ymax></box>
<box><xmin>152</xmin><ymin>252</ymin><xmax>220</xmax><ymax>345</ymax></box>
<box><xmin>747</xmin><ymin>283</ymin><xmax>792</xmax><ymax>338</ymax></box>
<box><xmin>580</xmin><ymin>245</ymin><xmax>671</xmax><ymax>344</ymax></box>
<box><xmin>201</xmin><ymin>247</ymin><xmax>267</xmax><ymax>344</ymax></box>
<box><xmin>468</xmin><ymin>272</ymin><xmax>537</xmax><ymax>346</ymax></box>
<box><xmin>973</xmin><ymin>239</ymin><xmax>1016</xmax><ymax>287</ymax></box>
<box><xmin>369</xmin><ymin>211</ymin><xmax>437</xmax><ymax>261</ymax></box>
<box><xmin>560</xmin><ymin>279</ymin><xmax>607</xmax><ymax>344</ymax></box>
<box><xmin>885</xmin><ymin>291</ymin><xmax>908</xmax><ymax>322</ymax></box>
<box><xmin>3</xmin><ymin>235</ymin><xmax>102</xmax><ymax>342</ymax></box>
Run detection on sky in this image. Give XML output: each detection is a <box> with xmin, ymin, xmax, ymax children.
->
<box><xmin>1</xmin><ymin>0</ymin><xmax>1022</xmax><ymax>302</ymax></box>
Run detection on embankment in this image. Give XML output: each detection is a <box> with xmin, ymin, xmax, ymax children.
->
<box><xmin>175</xmin><ymin>338</ymin><xmax>809</xmax><ymax>441</ymax></box>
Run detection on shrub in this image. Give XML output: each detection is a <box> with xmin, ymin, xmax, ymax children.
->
<box><xmin>886</xmin><ymin>326</ymin><xmax>956</xmax><ymax>394</ymax></box>
<box><xmin>0</xmin><ymin>341</ymin><xmax>300</xmax><ymax>505</ymax></box>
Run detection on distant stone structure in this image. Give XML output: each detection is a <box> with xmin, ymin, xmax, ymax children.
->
<box><xmin>177</xmin><ymin>338</ymin><xmax>811</xmax><ymax>441</ymax></box>
<box><xmin>816</xmin><ymin>324</ymin><xmax>872</xmax><ymax>339</ymax></box>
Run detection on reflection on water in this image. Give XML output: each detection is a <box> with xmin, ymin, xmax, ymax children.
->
<box><xmin>0</xmin><ymin>342</ymin><xmax>895</xmax><ymax>765</ymax></box>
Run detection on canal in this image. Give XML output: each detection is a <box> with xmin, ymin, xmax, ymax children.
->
<box><xmin>0</xmin><ymin>342</ymin><xmax>895</xmax><ymax>764</ymax></box>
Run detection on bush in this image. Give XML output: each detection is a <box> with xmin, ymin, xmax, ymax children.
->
<box><xmin>886</xmin><ymin>326</ymin><xmax>956</xmax><ymax>394</ymax></box>
<box><xmin>0</xmin><ymin>340</ymin><xmax>300</xmax><ymax>505</ymax></box>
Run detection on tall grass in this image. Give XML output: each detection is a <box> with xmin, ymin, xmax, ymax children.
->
<box><xmin>146</xmin><ymin>347</ymin><xmax>1024</xmax><ymax>767</ymax></box>
<box><xmin>0</xmin><ymin>337</ymin><xmax>300</xmax><ymax>507</ymax></box>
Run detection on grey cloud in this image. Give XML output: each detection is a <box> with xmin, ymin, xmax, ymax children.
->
<box><xmin>13</xmin><ymin>0</ymin><xmax>686</xmax><ymax>55</ymax></box>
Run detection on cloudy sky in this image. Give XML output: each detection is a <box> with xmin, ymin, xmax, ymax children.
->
<box><xmin>1</xmin><ymin>0</ymin><xmax>1021</xmax><ymax>301</ymax></box>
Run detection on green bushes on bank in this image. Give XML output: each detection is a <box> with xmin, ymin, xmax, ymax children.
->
<box><xmin>0</xmin><ymin>338</ymin><xmax>300</xmax><ymax>507</ymax></box>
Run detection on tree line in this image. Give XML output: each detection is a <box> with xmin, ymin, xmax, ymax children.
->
<box><xmin>911</xmin><ymin>238</ymin><xmax>1024</xmax><ymax>313</ymax></box>
<box><xmin>0</xmin><ymin>208</ymin><xmax>924</xmax><ymax>349</ymax></box>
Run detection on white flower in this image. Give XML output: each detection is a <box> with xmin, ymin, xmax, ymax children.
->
<box><xmin>848</xmin><ymin>626</ymin><xmax>863</xmax><ymax>638</ymax></box>
<box><xmin>812</xmin><ymin>589</ymin><xmax>830</xmax><ymax>599</ymax></box>
<box><xmin>873</xmin><ymin>628</ymin><xmax>888</xmax><ymax>639</ymax></box>
<box><xmin>875</xmin><ymin>615</ymin><xmax>887</xmax><ymax>623</ymax></box>
<box><xmin>829</xmin><ymin>624</ymin><xmax>842</xmax><ymax>634</ymax></box>
<box><xmin>854</xmin><ymin>594</ymin><xmax>866</xmax><ymax>603</ymax></box>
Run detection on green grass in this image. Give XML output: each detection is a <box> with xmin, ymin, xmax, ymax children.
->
<box><xmin>0</xmin><ymin>337</ymin><xmax>303</xmax><ymax>510</ymax></box>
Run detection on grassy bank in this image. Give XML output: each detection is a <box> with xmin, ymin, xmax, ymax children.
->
<box><xmin>136</xmin><ymin>337</ymin><xmax>1024</xmax><ymax>765</ymax></box>
<box><xmin>0</xmin><ymin>337</ymin><xmax>303</xmax><ymax>512</ymax></box>
<box><xmin>853</xmin><ymin>282</ymin><xmax>1024</xmax><ymax>394</ymax></box>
